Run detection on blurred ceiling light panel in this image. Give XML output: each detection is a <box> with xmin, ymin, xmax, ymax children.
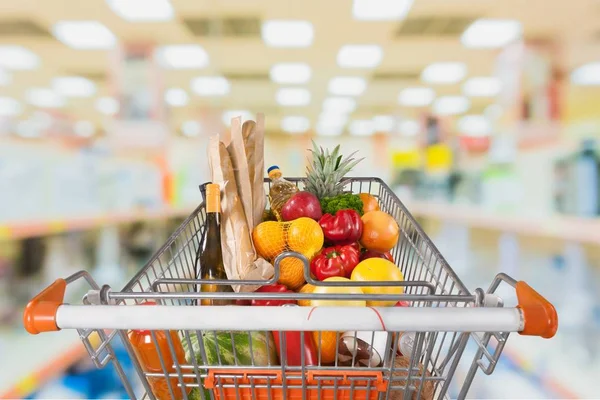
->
<box><xmin>0</xmin><ymin>97</ymin><xmax>22</xmax><ymax>116</ymax></box>
<box><xmin>373</xmin><ymin>115</ymin><xmax>396</xmax><ymax>132</ymax></box>
<box><xmin>0</xmin><ymin>46</ymin><xmax>40</xmax><ymax>70</ymax></box>
<box><xmin>191</xmin><ymin>76</ymin><xmax>230</xmax><ymax>96</ymax></box>
<box><xmin>461</xmin><ymin>19</ymin><xmax>522</xmax><ymax>49</ymax></box>
<box><xmin>398</xmin><ymin>87</ymin><xmax>435</xmax><ymax>106</ymax></box>
<box><xmin>421</xmin><ymin>62</ymin><xmax>467</xmax><ymax>84</ymax></box>
<box><xmin>181</xmin><ymin>120</ymin><xmax>201</xmax><ymax>137</ymax></box>
<box><xmin>337</xmin><ymin>45</ymin><xmax>383</xmax><ymax>68</ymax></box>
<box><xmin>0</xmin><ymin>68</ymin><xmax>12</xmax><ymax>85</ymax></box>
<box><xmin>462</xmin><ymin>76</ymin><xmax>501</xmax><ymax>97</ymax></box>
<box><xmin>318</xmin><ymin>112</ymin><xmax>348</xmax><ymax>127</ymax></box>
<box><xmin>281</xmin><ymin>116</ymin><xmax>310</xmax><ymax>134</ymax></box>
<box><xmin>399</xmin><ymin>119</ymin><xmax>420</xmax><ymax>136</ymax></box>
<box><xmin>26</xmin><ymin>88</ymin><xmax>65</xmax><ymax>108</ymax></box>
<box><xmin>74</xmin><ymin>120</ymin><xmax>96</xmax><ymax>137</ymax></box>
<box><xmin>276</xmin><ymin>88</ymin><xmax>311</xmax><ymax>106</ymax></box>
<box><xmin>106</xmin><ymin>0</ymin><xmax>174</xmax><ymax>21</ymax></box>
<box><xmin>156</xmin><ymin>45</ymin><xmax>209</xmax><ymax>69</ymax></box>
<box><xmin>571</xmin><ymin>62</ymin><xmax>600</xmax><ymax>86</ymax></box>
<box><xmin>270</xmin><ymin>63</ymin><xmax>312</xmax><ymax>84</ymax></box>
<box><xmin>52</xmin><ymin>76</ymin><xmax>97</xmax><ymax>97</ymax></box>
<box><xmin>316</xmin><ymin>122</ymin><xmax>344</xmax><ymax>136</ymax></box>
<box><xmin>52</xmin><ymin>21</ymin><xmax>117</xmax><ymax>49</ymax></box>
<box><xmin>458</xmin><ymin>115</ymin><xmax>492</xmax><ymax>136</ymax></box>
<box><xmin>95</xmin><ymin>96</ymin><xmax>120</xmax><ymax>115</ymax></box>
<box><xmin>328</xmin><ymin>77</ymin><xmax>367</xmax><ymax>96</ymax></box>
<box><xmin>353</xmin><ymin>0</ymin><xmax>414</xmax><ymax>20</ymax></box>
<box><xmin>262</xmin><ymin>20</ymin><xmax>314</xmax><ymax>48</ymax></box>
<box><xmin>433</xmin><ymin>95</ymin><xmax>470</xmax><ymax>115</ymax></box>
<box><xmin>222</xmin><ymin>110</ymin><xmax>253</xmax><ymax>126</ymax></box>
<box><xmin>349</xmin><ymin>120</ymin><xmax>375</xmax><ymax>136</ymax></box>
<box><xmin>322</xmin><ymin>97</ymin><xmax>357</xmax><ymax>113</ymax></box>
<box><xmin>164</xmin><ymin>88</ymin><xmax>189</xmax><ymax>107</ymax></box>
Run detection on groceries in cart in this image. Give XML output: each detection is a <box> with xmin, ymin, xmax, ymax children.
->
<box><xmin>24</xmin><ymin>114</ymin><xmax>558</xmax><ymax>400</ymax></box>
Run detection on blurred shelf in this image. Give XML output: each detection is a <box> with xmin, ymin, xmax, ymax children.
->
<box><xmin>503</xmin><ymin>348</ymin><xmax>581</xmax><ymax>399</ymax></box>
<box><xmin>0</xmin><ymin>330</ymin><xmax>87</xmax><ymax>398</ymax></box>
<box><xmin>406</xmin><ymin>201</ymin><xmax>600</xmax><ymax>245</ymax></box>
<box><xmin>0</xmin><ymin>206</ymin><xmax>193</xmax><ymax>241</ymax></box>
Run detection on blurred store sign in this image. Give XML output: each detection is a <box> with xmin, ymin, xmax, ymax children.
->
<box><xmin>425</xmin><ymin>143</ymin><xmax>453</xmax><ymax>172</ymax></box>
<box><xmin>392</xmin><ymin>150</ymin><xmax>421</xmax><ymax>169</ymax></box>
<box><xmin>459</xmin><ymin>136</ymin><xmax>491</xmax><ymax>153</ymax></box>
<box><xmin>112</xmin><ymin>44</ymin><xmax>164</xmax><ymax>122</ymax></box>
<box><xmin>515</xmin><ymin>121</ymin><xmax>561</xmax><ymax>149</ymax></box>
<box><xmin>495</xmin><ymin>40</ymin><xmax>562</xmax><ymax>148</ymax></box>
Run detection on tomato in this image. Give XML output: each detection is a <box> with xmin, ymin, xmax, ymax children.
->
<box><xmin>350</xmin><ymin>258</ymin><xmax>404</xmax><ymax>307</ymax></box>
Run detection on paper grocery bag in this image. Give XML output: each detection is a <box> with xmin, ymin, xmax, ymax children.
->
<box><xmin>208</xmin><ymin>135</ymin><xmax>273</xmax><ymax>292</ymax></box>
<box><xmin>251</xmin><ymin>114</ymin><xmax>266</xmax><ymax>228</ymax></box>
<box><xmin>227</xmin><ymin>117</ymin><xmax>254</xmax><ymax>232</ymax></box>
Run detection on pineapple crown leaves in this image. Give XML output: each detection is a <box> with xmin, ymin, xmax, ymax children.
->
<box><xmin>305</xmin><ymin>140</ymin><xmax>364</xmax><ymax>198</ymax></box>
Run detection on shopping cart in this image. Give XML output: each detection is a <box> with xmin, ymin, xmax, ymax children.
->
<box><xmin>24</xmin><ymin>177</ymin><xmax>557</xmax><ymax>400</ymax></box>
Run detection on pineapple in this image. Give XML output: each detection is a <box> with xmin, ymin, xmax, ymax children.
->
<box><xmin>305</xmin><ymin>141</ymin><xmax>363</xmax><ymax>199</ymax></box>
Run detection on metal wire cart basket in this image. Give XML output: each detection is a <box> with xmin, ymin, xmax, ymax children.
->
<box><xmin>25</xmin><ymin>177</ymin><xmax>558</xmax><ymax>400</ymax></box>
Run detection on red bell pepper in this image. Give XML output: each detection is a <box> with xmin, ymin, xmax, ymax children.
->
<box><xmin>310</xmin><ymin>244</ymin><xmax>361</xmax><ymax>280</ymax></box>
<box><xmin>251</xmin><ymin>284</ymin><xmax>297</xmax><ymax>306</ymax></box>
<box><xmin>318</xmin><ymin>209</ymin><xmax>363</xmax><ymax>245</ymax></box>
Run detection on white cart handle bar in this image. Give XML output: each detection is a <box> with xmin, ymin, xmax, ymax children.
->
<box><xmin>24</xmin><ymin>272</ymin><xmax>557</xmax><ymax>338</ymax></box>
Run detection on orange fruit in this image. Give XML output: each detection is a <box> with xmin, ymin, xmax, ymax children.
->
<box><xmin>253</xmin><ymin>221</ymin><xmax>286</xmax><ymax>260</ymax></box>
<box><xmin>359</xmin><ymin>193</ymin><xmax>380</xmax><ymax>214</ymax></box>
<box><xmin>297</xmin><ymin>283</ymin><xmax>315</xmax><ymax>306</ymax></box>
<box><xmin>277</xmin><ymin>257</ymin><xmax>306</xmax><ymax>290</ymax></box>
<box><xmin>311</xmin><ymin>277</ymin><xmax>366</xmax><ymax>307</ymax></box>
<box><xmin>312</xmin><ymin>330</ymin><xmax>339</xmax><ymax>364</ymax></box>
<box><xmin>360</xmin><ymin>211</ymin><xmax>399</xmax><ymax>253</ymax></box>
<box><xmin>286</xmin><ymin>217</ymin><xmax>324</xmax><ymax>258</ymax></box>
<box><xmin>350</xmin><ymin>258</ymin><xmax>404</xmax><ymax>307</ymax></box>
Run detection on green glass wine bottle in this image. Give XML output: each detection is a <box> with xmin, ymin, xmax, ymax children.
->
<box><xmin>198</xmin><ymin>183</ymin><xmax>233</xmax><ymax>305</ymax></box>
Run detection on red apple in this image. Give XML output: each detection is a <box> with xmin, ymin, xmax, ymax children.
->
<box><xmin>360</xmin><ymin>249</ymin><xmax>394</xmax><ymax>263</ymax></box>
<box><xmin>281</xmin><ymin>191</ymin><xmax>323</xmax><ymax>221</ymax></box>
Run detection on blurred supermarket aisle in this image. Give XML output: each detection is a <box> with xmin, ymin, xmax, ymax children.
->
<box><xmin>2</xmin><ymin>0</ymin><xmax>600</xmax><ymax>397</ymax></box>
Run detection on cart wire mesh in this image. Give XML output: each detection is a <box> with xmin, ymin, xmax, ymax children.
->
<box><xmin>75</xmin><ymin>178</ymin><xmax>513</xmax><ymax>400</ymax></box>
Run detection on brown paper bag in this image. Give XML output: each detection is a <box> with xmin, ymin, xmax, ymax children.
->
<box><xmin>209</xmin><ymin>135</ymin><xmax>273</xmax><ymax>292</ymax></box>
<box><xmin>227</xmin><ymin>117</ymin><xmax>254</xmax><ymax>232</ymax></box>
<box><xmin>251</xmin><ymin>114</ymin><xmax>266</xmax><ymax>228</ymax></box>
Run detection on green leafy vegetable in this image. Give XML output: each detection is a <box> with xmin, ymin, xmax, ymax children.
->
<box><xmin>320</xmin><ymin>193</ymin><xmax>364</xmax><ymax>216</ymax></box>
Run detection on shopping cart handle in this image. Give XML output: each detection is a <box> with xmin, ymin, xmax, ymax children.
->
<box><xmin>23</xmin><ymin>278</ymin><xmax>66</xmax><ymax>334</ymax></box>
<box><xmin>516</xmin><ymin>281</ymin><xmax>558</xmax><ymax>338</ymax></box>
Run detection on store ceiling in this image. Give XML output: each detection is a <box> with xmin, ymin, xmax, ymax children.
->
<box><xmin>1</xmin><ymin>0</ymin><xmax>600</xmax><ymax>135</ymax></box>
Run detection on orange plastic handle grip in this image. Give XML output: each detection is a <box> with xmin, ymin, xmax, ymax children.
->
<box><xmin>23</xmin><ymin>278</ymin><xmax>66</xmax><ymax>335</ymax></box>
<box><xmin>516</xmin><ymin>281</ymin><xmax>558</xmax><ymax>338</ymax></box>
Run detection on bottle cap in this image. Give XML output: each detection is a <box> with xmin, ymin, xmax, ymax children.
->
<box><xmin>268</xmin><ymin>166</ymin><xmax>282</xmax><ymax>179</ymax></box>
<box><xmin>206</xmin><ymin>183</ymin><xmax>221</xmax><ymax>212</ymax></box>
<box><xmin>206</xmin><ymin>183</ymin><xmax>220</xmax><ymax>196</ymax></box>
